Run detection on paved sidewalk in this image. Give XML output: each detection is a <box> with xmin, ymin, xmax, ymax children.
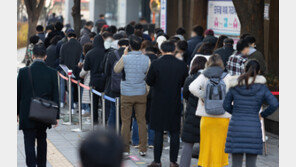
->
<box><xmin>17</xmin><ymin>106</ymin><xmax>279</xmax><ymax>167</ymax></box>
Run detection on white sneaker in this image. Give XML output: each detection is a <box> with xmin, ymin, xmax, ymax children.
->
<box><xmin>73</xmin><ymin>103</ymin><xmax>78</xmax><ymax>109</ymax></box>
<box><xmin>60</xmin><ymin>102</ymin><xmax>64</xmax><ymax>108</ymax></box>
<box><xmin>139</xmin><ymin>151</ymin><xmax>146</xmax><ymax>156</ymax></box>
<box><xmin>123</xmin><ymin>152</ymin><xmax>130</xmax><ymax>159</ymax></box>
<box><xmin>82</xmin><ymin>109</ymin><xmax>86</xmax><ymax>115</ymax></box>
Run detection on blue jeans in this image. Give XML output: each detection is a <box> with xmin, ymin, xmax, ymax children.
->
<box><xmin>107</xmin><ymin>101</ymin><xmax>116</xmax><ymax>128</ymax></box>
<box><xmin>132</xmin><ymin>119</ymin><xmax>155</xmax><ymax>145</ymax></box>
<box><xmin>82</xmin><ymin>103</ymin><xmax>90</xmax><ymax>113</ymax></box>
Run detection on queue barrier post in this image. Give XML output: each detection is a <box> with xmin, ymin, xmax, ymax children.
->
<box><xmin>115</xmin><ymin>97</ymin><xmax>120</xmax><ymax>135</ymax></box>
<box><xmin>101</xmin><ymin>93</ymin><xmax>106</xmax><ymax>128</ymax></box>
<box><xmin>63</xmin><ymin>70</ymin><xmax>73</xmax><ymax>125</ymax></box>
<box><xmin>57</xmin><ymin>73</ymin><xmax>61</xmax><ymax>118</ymax></box>
<box><xmin>90</xmin><ymin>87</ymin><xmax>94</xmax><ymax>131</ymax></box>
<box><xmin>71</xmin><ymin>80</ymin><xmax>85</xmax><ymax>132</ymax></box>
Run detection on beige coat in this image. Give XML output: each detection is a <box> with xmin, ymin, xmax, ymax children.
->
<box><xmin>80</xmin><ymin>69</ymin><xmax>90</xmax><ymax>104</ymax></box>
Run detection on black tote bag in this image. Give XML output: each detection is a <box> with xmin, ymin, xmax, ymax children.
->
<box><xmin>28</xmin><ymin>67</ymin><xmax>58</xmax><ymax>125</ymax></box>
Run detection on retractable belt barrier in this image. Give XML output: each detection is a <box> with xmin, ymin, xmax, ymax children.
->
<box><xmin>58</xmin><ymin>71</ymin><xmax>279</xmax><ymax>134</ymax></box>
<box><xmin>58</xmin><ymin>72</ymin><xmax>120</xmax><ymax>133</ymax></box>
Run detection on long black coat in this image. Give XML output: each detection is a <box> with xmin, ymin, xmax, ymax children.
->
<box><xmin>146</xmin><ymin>55</ymin><xmax>188</xmax><ymax>132</ymax></box>
<box><xmin>17</xmin><ymin>61</ymin><xmax>60</xmax><ymax>130</ymax></box>
<box><xmin>45</xmin><ymin>44</ymin><xmax>59</xmax><ymax>69</ymax></box>
<box><xmin>181</xmin><ymin>73</ymin><xmax>201</xmax><ymax>143</ymax></box>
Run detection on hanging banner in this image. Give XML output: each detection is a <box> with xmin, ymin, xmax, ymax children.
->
<box><xmin>207</xmin><ymin>0</ymin><xmax>241</xmax><ymax>36</ymax></box>
<box><xmin>160</xmin><ymin>0</ymin><xmax>167</xmax><ymax>33</ymax></box>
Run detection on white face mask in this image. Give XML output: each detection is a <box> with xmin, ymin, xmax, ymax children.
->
<box><xmin>104</xmin><ymin>38</ymin><xmax>113</xmax><ymax>49</ymax></box>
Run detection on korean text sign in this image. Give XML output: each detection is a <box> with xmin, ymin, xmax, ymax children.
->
<box><xmin>207</xmin><ymin>0</ymin><xmax>241</xmax><ymax>36</ymax></box>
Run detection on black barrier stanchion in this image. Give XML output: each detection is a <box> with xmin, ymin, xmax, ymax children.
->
<box><xmin>101</xmin><ymin>93</ymin><xmax>106</xmax><ymax>128</ymax></box>
<box><xmin>63</xmin><ymin>70</ymin><xmax>73</xmax><ymax>125</ymax></box>
<box><xmin>90</xmin><ymin>87</ymin><xmax>94</xmax><ymax>131</ymax></box>
<box><xmin>72</xmin><ymin>80</ymin><xmax>85</xmax><ymax>132</ymax></box>
<box><xmin>115</xmin><ymin>97</ymin><xmax>120</xmax><ymax>134</ymax></box>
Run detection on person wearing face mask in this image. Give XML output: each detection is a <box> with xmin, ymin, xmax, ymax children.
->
<box><xmin>100</xmin><ymin>31</ymin><xmax>116</xmax><ymax>123</ymax></box>
<box><xmin>243</xmin><ymin>35</ymin><xmax>267</xmax><ymax>75</ymax></box>
<box><xmin>226</xmin><ymin>39</ymin><xmax>250</xmax><ymax>76</ymax></box>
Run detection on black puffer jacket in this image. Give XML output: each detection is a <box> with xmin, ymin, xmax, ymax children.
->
<box><xmin>181</xmin><ymin>72</ymin><xmax>202</xmax><ymax>143</ymax></box>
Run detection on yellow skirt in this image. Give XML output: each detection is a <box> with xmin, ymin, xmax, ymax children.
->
<box><xmin>197</xmin><ymin>117</ymin><xmax>230</xmax><ymax>167</ymax></box>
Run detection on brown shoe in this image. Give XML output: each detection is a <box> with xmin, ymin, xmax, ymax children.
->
<box><xmin>170</xmin><ymin>162</ymin><xmax>179</xmax><ymax>167</ymax></box>
<box><xmin>147</xmin><ymin>161</ymin><xmax>162</xmax><ymax>167</ymax></box>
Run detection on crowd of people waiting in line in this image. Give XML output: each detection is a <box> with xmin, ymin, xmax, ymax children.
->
<box><xmin>18</xmin><ymin>15</ymin><xmax>279</xmax><ymax>167</ymax></box>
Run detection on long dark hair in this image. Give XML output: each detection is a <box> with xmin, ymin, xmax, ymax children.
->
<box><xmin>190</xmin><ymin>56</ymin><xmax>207</xmax><ymax>75</ymax></box>
<box><xmin>214</xmin><ymin>35</ymin><xmax>227</xmax><ymax>51</ymax></box>
<box><xmin>238</xmin><ymin>60</ymin><xmax>261</xmax><ymax>89</ymax></box>
<box><xmin>197</xmin><ymin>42</ymin><xmax>214</xmax><ymax>55</ymax></box>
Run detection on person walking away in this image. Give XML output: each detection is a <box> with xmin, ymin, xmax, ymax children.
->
<box><xmin>146</xmin><ymin>41</ymin><xmax>188</xmax><ymax>167</ymax></box>
<box><xmin>105</xmin><ymin>38</ymin><xmax>129</xmax><ymax>128</ymax></box>
<box><xmin>180</xmin><ymin>56</ymin><xmax>207</xmax><ymax>167</ymax></box>
<box><xmin>223</xmin><ymin>60</ymin><xmax>279</xmax><ymax>167</ymax></box>
<box><xmin>79</xmin><ymin>43</ymin><xmax>93</xmax><ymax>116</ymax></box>
<box><xmin>95</xmin><ymin>14</ymin><xmax>107</xmax><ymax>33</ymax></box>
<box><xmin>45</xmin><ymin>36</ymin><xmax>62</xmax><ymax>69</ymax></box>
<box><xmin>114</xmin><ymin>35</ymin><xmax>149</xmax><ymax>157</ymax></box>
<box><xmin>47</xmin><ymin>13</ymin><xmax>57</xmax><ymax>25</ymax></box>
<box><xmin>17</xmin><ymin>44</ymin><xmax>60</xmax><ymax>167</ymax></box>
<box><xmin>226</xmin><ymin>39</ymin><xmax>250</xmax><ymax>76</ymax></box>
<box><xmin>83</xmin><ymin>34</ymin><xmax>106</xmax><ymax>124</ymax></box>
<box><xmin>80</xmin><ymin>21</ymin><xmax>94</xmax><ymax>46</ymax></box>
<box><xmin>214</xmin><ymin>38</ymin><xmax>235</xmax><ymax>68</ymax></box>
<box><xmin>243</xmin><ymin>35</ymin><xmax>267</xmax><ymax>75</ymax></box>
<box><xmin>187</xmin><ymin>25</ymin><xmax>204</xmax><ymax>60</ymax></box>
<box><xmin>79</xmin><ymin>129</ymin><xmax>124</xmax><ymax>167</ymax></box>
<box><xmin>36</xmin><ymin>25</ymin><xmax>45</xmax><ymax>42</ymax></box>
<box><xmin>189</xmin><ymin>54</ymin><xmax>232</xmax><ymax>167</ymax></box>
<box><xmin>60</xmin><ymin>32</ymin><xmax>82</xmax><ymax>114</ymax></box>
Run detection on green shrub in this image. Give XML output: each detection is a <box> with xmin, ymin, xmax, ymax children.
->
<box><xmin>17</xmin><ymin>22</ymin><xmax>28</xmax><ymax>49</ymax></box>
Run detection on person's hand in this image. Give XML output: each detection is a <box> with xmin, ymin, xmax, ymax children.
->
<box><xmin>78</xmin><ymin>62</ymin><xmax>83</xmax><ymax>68</ymax></box>
<box><xmin>54</xmin><ymin>120</ymin><xmax>59</xmax><ymax>128</ymax></box>
<box><xmin>124</xmin><ymin>47</ymin><xmax>129</xmax><ymax>55</ymax></box>
<box><xmin>259</xmin><ymin>113</ymin><xmax>263</xmax><ymax>120</ymax></box>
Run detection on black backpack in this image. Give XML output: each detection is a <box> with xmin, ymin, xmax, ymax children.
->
<box><xmin>110</xmin><ymin>50</ymin><xmax>122</xmax><ymax>93</ymax></box>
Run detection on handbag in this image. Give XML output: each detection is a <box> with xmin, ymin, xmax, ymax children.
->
<box><xmin>28</xmin><ymin>67</ymin><xmax>58</xmax><ymax>125</ymax></box>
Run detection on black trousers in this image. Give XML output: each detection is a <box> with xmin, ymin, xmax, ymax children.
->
<box><xmin>23</xmin><ymin>128</ymin><xmax>47</xmax><ymax>167</ymax></box>
<box><xmin>154</xmin><ymin>130</ymin><xmax>180</xmax><ymax>163</ymax></box>
<box><xmin>93</xmin><ymin>93</ymin><xmax>99</xmax><ymax>123</ymax></box>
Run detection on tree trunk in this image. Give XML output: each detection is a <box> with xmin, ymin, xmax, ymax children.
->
<box><xmin>233</xmin><ymin>0</ymin><xmax>265</xmax><ymax>55</ymax></box>
<box><xmin>72</xmin><ymin>0</ymin><xmax>81</xmax><ymax>38</ymax></box>
<box><xmin>23</xmin><ymin>0</ymin><xmax>45</xmax><ymax>61</ymax></box>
